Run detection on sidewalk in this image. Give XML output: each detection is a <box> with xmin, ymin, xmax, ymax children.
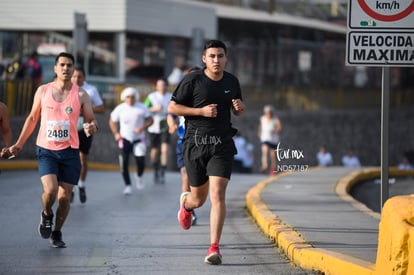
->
<box><xmin>246</xmin><ymin>167</ymin><xmax>379</xmax><ymax>275</ymax></box>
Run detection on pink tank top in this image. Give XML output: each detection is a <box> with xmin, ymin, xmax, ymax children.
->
<box><xmin>36</xmin><ymin>83</ymin><xmax>81</xmax><ymax>150</ymax></box>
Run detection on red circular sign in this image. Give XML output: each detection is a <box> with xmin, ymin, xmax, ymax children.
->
<box><xmin>358</xmin><ymin>0</ymin><xmax>414</xmax><ymax>22</ymax></box>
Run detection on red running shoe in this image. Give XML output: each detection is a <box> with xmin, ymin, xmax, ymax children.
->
<box><xmin>177</xmin><ymin>192</ymin><xmax>192</xmax><ymax>230</ymax></box>
<box><xmin>204</xmin><ymin>244</ymin><xmax>222</xmax><ymax>265</ymax></box>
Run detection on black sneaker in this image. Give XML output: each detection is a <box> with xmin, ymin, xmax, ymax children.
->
<box><xmin>79</xmin><ymin>187</ymin><xmax>87</xmax><ymax>203</ymax></box>
<box><xmin>153</xmin><ymin>172</ymin><xmax>159</xmax><ymax>184</ymax></box>
<box><xmin>159</xmin><ymin>174</ymin><xmax>165</xmax><ymax>184</ymax></box>
<box><xmin>38</xmin><ymin>211</ymin><xmax>53</xmax><ymax>239</ymax></box>
<box><xmin>70</xmin><ymin>191</ymin><xmax>74</xmax><ymax>203</ymax></box>
<box><xmin>50</xmin><ymin>231</ymin><xmax>66</xmax><ymax>248</ymax></box>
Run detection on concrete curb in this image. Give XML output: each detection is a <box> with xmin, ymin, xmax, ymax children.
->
<box><xmin>246</xmin><ymin>170</ymin><xmax>377</xmax><ymax>275</ymax></box>
<box><xmin>246</xmin><ymin>167</ymin><xmax>414</xmax><ymax>275</ymax></box>
<box><xmin>335</xmin><ymin>168</ymin><xmax>382</xmax><ymax>220</ymax></box>
<box><xmin>335</xmin><ymin>167</ymin><xmax>414</xmax><ymax>220</ymax></box>
<box><xmin>0</xmin><ymin>160</ymin><xmax>126</xmax><ymax>171</ymax></box>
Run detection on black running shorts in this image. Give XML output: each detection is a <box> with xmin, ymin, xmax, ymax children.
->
<box><xmin>183</xmin><ymin>136</ymin><xmax>236</xmax><ymax>187</ymax></box>
<box><xmin>78</xmin><ymin>130</ymin><xmax>93</xmax><ymax>154</ymax></box>
<box><xmin>148</xmin><ymin>132</ymin><xmax>170</xmax><ymax>148</ymax></box>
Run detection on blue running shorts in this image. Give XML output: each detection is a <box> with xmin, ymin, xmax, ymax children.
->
<box><xmin>176</xmin><ymin>141</ymin><xmax>184</xmax><ymax>169</ymax></box>
<box><xmin>36</xmin><ymin>146</ymin><xmax>81</xmax><ymax>185</ymax></box>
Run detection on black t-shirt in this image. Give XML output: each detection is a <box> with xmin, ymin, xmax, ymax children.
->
<box><xmin>171</xmin><ymin>69</ymin><xmax>242</xmax><ymax>138</ymax></box>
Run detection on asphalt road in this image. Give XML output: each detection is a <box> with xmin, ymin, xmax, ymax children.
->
<box><xmin>0</xmin><ymin>169</ymin><xmax>315</xmax><ymax>275</ymax></box>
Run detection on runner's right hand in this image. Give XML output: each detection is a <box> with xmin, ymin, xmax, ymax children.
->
<box><xmin>1</xmin><ymin>147</ymin><xmax>15</xmax><ymax>159</ymax></box>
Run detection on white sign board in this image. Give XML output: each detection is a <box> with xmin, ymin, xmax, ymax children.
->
<box><xmin>347</xmin><ymin>32</ymin><xmax>414</xmax><ymax>65</ymax></box>
<box><xmin>349</xmin><ymin>0</ymin><xmax>414</xmax><ymax>29</ymax></box>
<box><xmin>346</xmin><ymin>0</ymin><xmax>414</xmax><ymax>66</ymax></box>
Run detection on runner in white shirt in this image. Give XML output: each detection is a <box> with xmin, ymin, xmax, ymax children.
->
<box><xmin>71</xmin><ymin>67</ymin><xmax>105</xmax><ymax>203</ymax></box>
<box><xmin>144</xmin><ymin>78</ymin><xmax>172</xmax><ymax>183</ymax></box>
<box><xmin>109</xmin><ymin>87</ymin><xmax>153</xmax><ymax>195</ymax></box>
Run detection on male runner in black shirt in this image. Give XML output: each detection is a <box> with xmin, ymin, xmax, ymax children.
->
<box><xmin>168</xmin><ymin>39</ymin><xmax>245</xmax><ymax>265</ymax></box>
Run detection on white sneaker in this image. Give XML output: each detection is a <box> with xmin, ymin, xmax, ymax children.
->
<box><xmin>135</xmin><ymin>176</ymin><xmax>144</xmax><ymax>190</ymax></box>
<box><xmin>123</xmin><ymin>185</ymin><xmax>132</xmax><ymax>195</ymax></box>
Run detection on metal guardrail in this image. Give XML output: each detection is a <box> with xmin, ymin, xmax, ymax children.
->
<box><xmin>0</xmin><ymin>80</ymin><xmax>35</xmax><ymax>116</ymax></box>
<box><xmin>0</xmin><ymin>80</ymin><xmax>157</xmax><ymax>116</ymax></box>
<box><xmin>2</xmin><ymin>79</ymin><xmax>413</xmax><ymax>116</ymax></box>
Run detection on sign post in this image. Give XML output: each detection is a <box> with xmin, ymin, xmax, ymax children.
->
<box><xmin>381</xmin><ymin>67</ymin><xmax>390</xmax><ymax>210</ymax></box>
<box><xmin>73</xmin><ymin>12</ymin><xmax>88</xmax><ymax>73</ymax></box>
<box><xmin>346</xmin><ymin>0</ymin><xmax>414</xmax><ymax>211</ymax></box>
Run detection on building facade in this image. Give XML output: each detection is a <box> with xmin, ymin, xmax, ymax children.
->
<box><xmin>0</xmin><ymin>0</ymin><xmax>411</xmax><ymax>95</ymax></box>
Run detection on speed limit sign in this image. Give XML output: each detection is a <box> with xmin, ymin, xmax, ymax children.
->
<box><xmin>349</xmin><ymin>0</ymin><xmax>414</xmax><ymax>29</ymax></box>
<box><xmin>346</xmin><ymin>0</ymin><xmax>414</xmax><ymax>66</ymax></box>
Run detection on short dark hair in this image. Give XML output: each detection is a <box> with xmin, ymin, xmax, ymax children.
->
<box><xmin>187</xmin><ymin>66</ymin><xmax>201</xmax><ymax>73</ymax></box>
<box><xmin>203</xmin><ymin>40</ymin><xmax>227</xmax><ymax>54</ymax></box>
<box><xmin>74</xmin><ymin>66</ymin><xmax>86</xmax><ymax>76</ymax></box>
<box><xmin>55</xmin><ymin>52</ymin><xmax>75</xmax><ymax>65</ymax></box>
<box><xmin>30</xmin><ymin>51</ymin><xmax>39</xmax><ymax>58</ymax></box>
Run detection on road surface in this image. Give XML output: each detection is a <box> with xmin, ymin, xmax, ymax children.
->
<box><xmin>0</xmin><ymin>169</ymin><xmax>314</xmax><ymax>275</ymax></box>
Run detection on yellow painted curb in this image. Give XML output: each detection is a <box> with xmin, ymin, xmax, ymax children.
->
<box><xmin>0</xmin><ymin>160</ymin><xmax>38</xmax><ymax>170</ymax></box>
<box><xmin>0</xmin><ymin>160</ymin><xmax>128</xmax><ymax>171</ymax></box>
<box><xmin>246</xmin><ymin>170</ymin><xmax>376</xmax><ymax>275</ymax></box>
<box><xmin>376</xmin><ymin>194</ymin><xmax>414</xmax><ymax>274</ymax></box>
<box><xmin>335</xmin><ymin>167</ymin><xmax>414</xmax><ymax>220</ymax></box>
<box><xmin>335</xmin><ymin>168</ymin><xmax>382</xmax><ymax>220</ymax></box>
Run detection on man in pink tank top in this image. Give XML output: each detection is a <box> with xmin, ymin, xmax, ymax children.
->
<box><xmin>8</xmin><ymin>52</ymin><xmax>98</xmax><ymax>248</ymax></box>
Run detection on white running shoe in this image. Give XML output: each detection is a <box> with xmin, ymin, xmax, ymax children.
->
<box><xmin>123</xmin><ymin>185</ymin><xmax>132</xmax><ymax>195</ymax></box>
<box><xmin>135</xmin><ymin>176</ymin><xmax>145</xmax><ymax>190</ymax></box>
